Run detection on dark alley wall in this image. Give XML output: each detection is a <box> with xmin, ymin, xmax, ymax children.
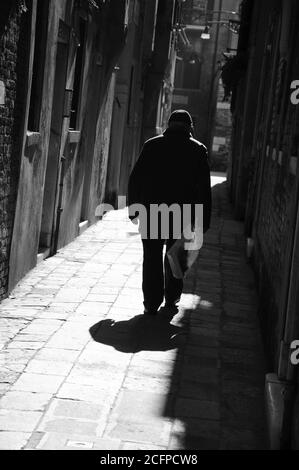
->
<box><xmin>0</xmin><ymin>2</ymin><xmax>31</xmax><ymax>299</ymax></box>
<box><xmin>229</xmin><ymin>0</ymin><xmax>299</xmax><ymax>448</ymax></box>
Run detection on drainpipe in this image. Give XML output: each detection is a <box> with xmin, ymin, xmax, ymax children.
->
<box><xmin>52</xmin><ymin>155</ymin><xmax>66</xmax><ymax>255</ymax></box>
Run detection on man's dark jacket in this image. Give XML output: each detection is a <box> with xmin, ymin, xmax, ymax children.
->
<box><xmin>128</xmin><ymin>127</ymin><xmax>212</xmax><ymax>234</ymax></box>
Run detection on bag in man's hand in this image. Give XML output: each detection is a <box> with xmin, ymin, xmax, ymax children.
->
<box><xmin>166</xmin><ymin>226</ymin><xmax>203</xmax><ymax>279</ymax></box>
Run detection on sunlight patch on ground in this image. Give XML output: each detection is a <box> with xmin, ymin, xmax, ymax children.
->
<box><xmin>211</xmin><ymin>172</ymin><xmax>227</xmax><ymax>188</ymax></box>
<box><xmin>180</xmin><ymin>293</ymin><xmax>201</xmax><ymax>309</ymax></box>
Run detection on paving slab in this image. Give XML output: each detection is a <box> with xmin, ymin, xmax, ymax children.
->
<box><xmin>0</xmin><ymin>410</ymin><xmax>43</xmax><ymax>432</ymax></box>
<box><xmin>28</xmin><ymin>432</ymin><xmax>121</xmax><ymax>450</ymax></box>
<box><xmin>0</xmin><ymin>391</ymin><xmax>52</xmax><ymax>411</ymax></box>
<box><xmin>11</xmin><ymin>373</ymin><xmax>65</xmax><ymax>394</ymax></box>
<box><xmin>0</xmin><ymin>431</ymin><xmax>31</xmax><ymax>450</ymax></box>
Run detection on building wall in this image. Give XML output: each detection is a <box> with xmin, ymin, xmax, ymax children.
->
<box><xmin>141</xmin><ymin>0</ymin><xmax>179</xmax><ymax>143</ymax></box>
<box><xmin>0</xmin><ymin>2</ymin><xmax>32</xmax><ymax>300</ymax></box>
<box><xmin>230</xmin><ymin>0</ymin><xmax>298</xmax><ymax>365</ymax></box>
<box><xmin>229</xmin><ymin>0</ymin><xmax>269</xmax><ymax>219</ymax></box>
<box><xmin>82</xmin><ymin>70</ymin><xmax>116</xmax><ymax>226</ymax></box>
<box><xmin>252</xmin><ymin>0</ymin><xmax>299</xmax><ymax>368</ymax></box>
<box><xmin>116</xmin><ymin>0</ymin><xmax>146</xmax><ymax>198</ymax></box>
<box><xmin>229</xmin><ymin>0</ymin><xmax>299</xmax><ymax>448</ymax></box>
<box><xmin>9</xmin><ymin>0</ymin><xmax>58</xmax><ymax>289</ymax></box>
<box><xmin>105</xmin><ymin>0</ymin><xmax>151</xmax><ymax>206</ymax></box>
<box><xmin>80</xmin><ymin>1</ymin><xmax>128</xmax><ymax>220</ymax></box>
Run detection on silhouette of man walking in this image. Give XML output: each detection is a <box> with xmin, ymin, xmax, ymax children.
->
<box><xmin>128</xmin><ymin>110</ymin><xmax>211</xmax><ymax>315</ymax></box>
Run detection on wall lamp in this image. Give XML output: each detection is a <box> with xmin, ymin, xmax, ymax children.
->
<box><xmin>200</xmin><ymin>20</ymin><xmax>241</xmax><ymax>40</ymax></box>
<box><xmin>199</xmin><ymin>8</ymin><xmax>240</xmax><ymax>40</ymax></box>
<box><xmin>201</xmin><ymin>26</ymin><xmax>211</xmax><ymax>40</ymax></box>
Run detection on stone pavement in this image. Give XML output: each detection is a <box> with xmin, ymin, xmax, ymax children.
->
<box><xmin>0</xmin><ymin>175</ymin><xmax>267</xmax><ymax>450</ymax></box>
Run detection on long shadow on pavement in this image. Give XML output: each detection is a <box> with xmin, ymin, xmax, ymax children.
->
<box><xmin>89</xmin><ymin>310</ymin><xmax>186</xmax><ymax>353</ymax></box>
<box><xmin>160</xmin><ymin>181</ymin><xmax>268</xmax><ymax>450</ymax></box>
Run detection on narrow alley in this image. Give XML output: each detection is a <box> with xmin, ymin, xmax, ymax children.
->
<box><xmin>0</xmin><ymin>174</ymin><xmax>267</xmax><ymax>450</ymax></box>
<box><xmin>2</xmin><ymin>0</ymin><xmax>299</xmax><ymax>454</ymax></box>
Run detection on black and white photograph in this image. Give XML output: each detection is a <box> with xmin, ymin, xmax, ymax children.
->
<box><xmin>0</xmin><ymin>0</ymin><xmax>298</xmax><ymax>456</ymax></box>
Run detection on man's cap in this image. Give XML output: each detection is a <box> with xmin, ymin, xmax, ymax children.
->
<box><xmin>168</xmin><ymin>109</ymin><xmax>193</xmax><ymax>126</ymax></box>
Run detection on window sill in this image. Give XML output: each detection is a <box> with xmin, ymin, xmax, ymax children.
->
<box><xmin>26</xmin><ymin>131</ymin><xmax>41</xmax><ymax>147</ymax></box>
<box><xmin>68</xmin><ymin>130</ymin><xmax>81</xmax><ymax>144</ymax></box>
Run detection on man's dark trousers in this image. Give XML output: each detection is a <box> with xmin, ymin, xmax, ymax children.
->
<box><xmin>142</xmin><ymin>238</ymin><xmax>183</xmax><ymax>312</ymax></box>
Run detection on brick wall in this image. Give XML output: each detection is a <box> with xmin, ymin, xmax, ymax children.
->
<box><xmin>253</xmin><ymin>148</ymin><xmax>296</xmax><ymax>366</ymax></box>
<box><xmin>227</xmin><ymin>0</ymin><xmax>299</xmax><ymax>370</ymax></box>
<box><xmin>255</xmin><ymin>174</ymin><xmax>291</xmax><ymax>365</ymax></box>
<box><xmin>0</xmin><ymin>2</ymin><xmax>30</xmax><ymax>300</ymax></box>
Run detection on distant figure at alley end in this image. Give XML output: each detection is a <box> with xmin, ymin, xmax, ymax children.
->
<box><xmin>128</xmin><ymin>109</ymin><xmax>212</xmax><ymax>315</ymax></box>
